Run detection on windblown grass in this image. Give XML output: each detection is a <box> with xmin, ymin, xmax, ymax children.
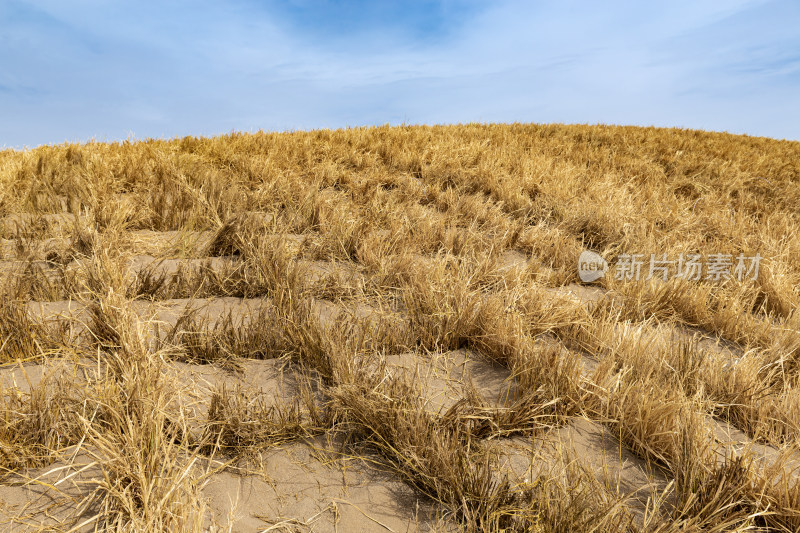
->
<box><xmin>0</xmin><ymin>123</ymin><xmax>798</xmax><ymax>531</ymax></box>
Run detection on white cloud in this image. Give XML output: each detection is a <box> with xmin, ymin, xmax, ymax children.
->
<box><xmin>1</xmin><ymin>0</ymin><xmax>798</xmax><ymax>147</ymax></box>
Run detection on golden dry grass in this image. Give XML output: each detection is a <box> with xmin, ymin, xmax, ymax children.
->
<box><xmin>0</xmin><ymin>123</ymin><xmax>798</xmax><ymax>532</ymax></box>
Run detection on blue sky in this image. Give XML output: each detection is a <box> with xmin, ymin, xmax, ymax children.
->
<box><xmin>1</xmin><ymin>0</ymin><xmax>799</xmax><ymax>148</ymax></box>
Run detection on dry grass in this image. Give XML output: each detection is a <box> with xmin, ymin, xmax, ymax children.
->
<box><xmin>0</xmin><ymin>123</ymin><xmax>798</xmax><ymax>531</ymax></box>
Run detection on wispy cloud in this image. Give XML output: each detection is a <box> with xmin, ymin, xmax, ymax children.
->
<box><xmin>1</xmin><ymin>0</ymin><xmax>798</xmax><ymax>147</ymax></box>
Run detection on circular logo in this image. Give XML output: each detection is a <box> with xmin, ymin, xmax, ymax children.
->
<box><xmin>578</xmin><ymin>250</ymin><xmax>608</xmax><ymax>283</ymax></box>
